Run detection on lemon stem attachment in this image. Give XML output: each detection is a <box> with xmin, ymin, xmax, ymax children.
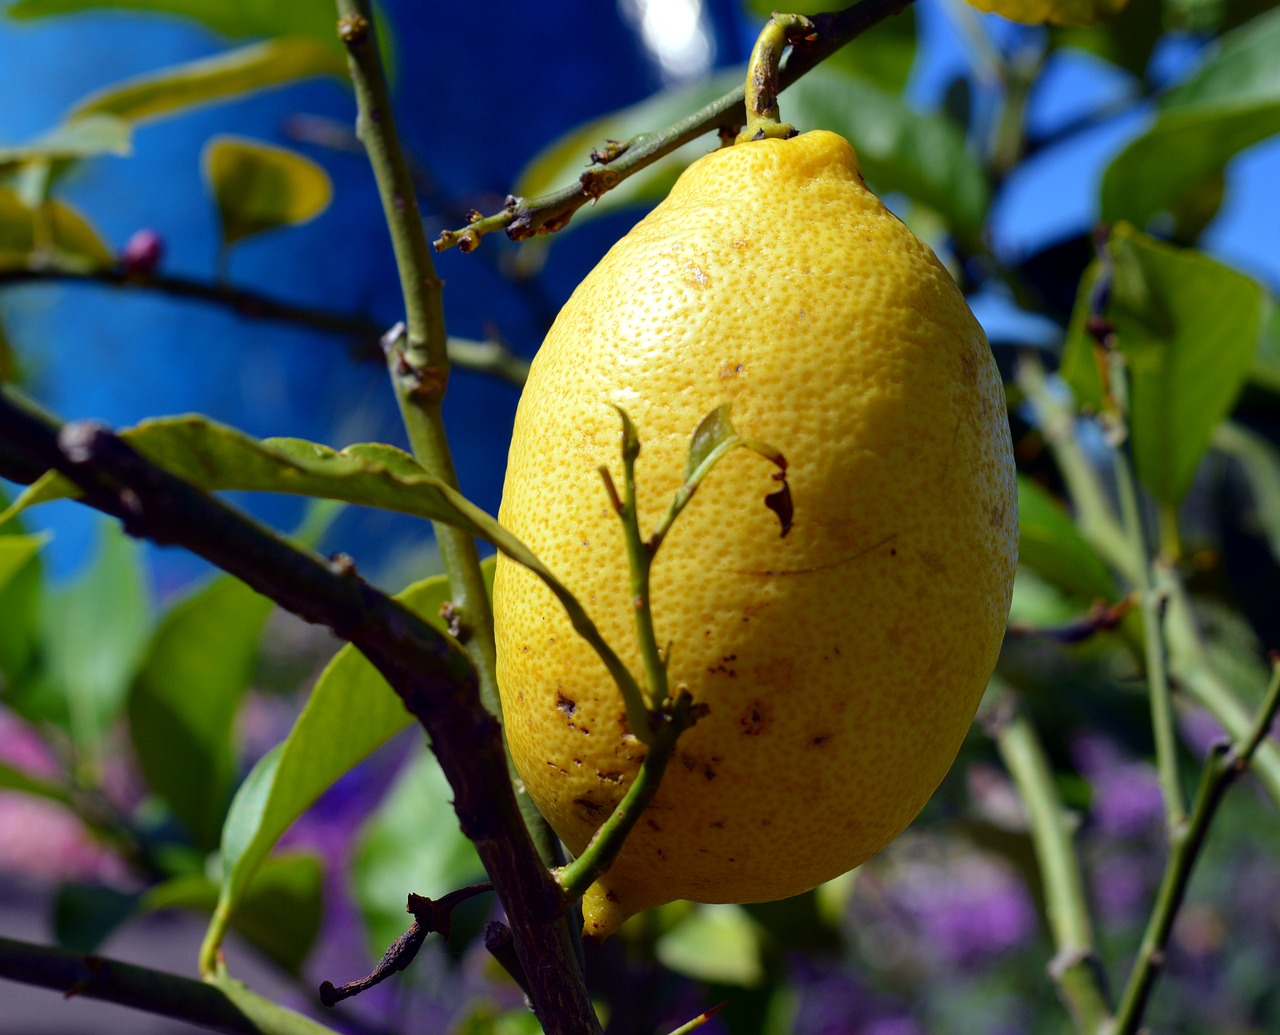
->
<box><xmin>556</xmin><ymin>691</ymin><xmax>703</xmax><ymax>903</ymax></box>
<box><xmin>736</xmin><ymin>13</ymin><xmax>815</xmax><ymax>143</ymax></box>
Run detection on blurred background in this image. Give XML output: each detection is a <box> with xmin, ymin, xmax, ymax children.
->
<box><xmin>2</xmin><ymin>0</ymin><xmax>1280</xmax><ymax>1032</ymax></box>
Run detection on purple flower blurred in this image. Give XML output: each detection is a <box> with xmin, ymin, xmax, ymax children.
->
<box><xmin>1072</xmin><ymin>733</ymin><xmax>1164</xmax><ymax>838</ymax></box>
<box><xmin>888</xmin><ymin>854</ymin><xmax>1037</xmax><ymax>967</ymax></box>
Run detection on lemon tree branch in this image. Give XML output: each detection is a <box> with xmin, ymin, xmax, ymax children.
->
<box><xmin>434</xmin><ymin>0</ymin><xmax>918</xmax><ymax>252</ymax></box>
<box><xmin>334</xmin><ymin>0</ymin><xmax>563</xmax><ymax>872</ymax></box>
<box><xmin>1111</xmin><ymin>660</ymin><xmax>1280</xmax><ymax>1035</ymax></box>
<box><xmin>991</xmin><ymin>694</ymin><xmax>1113</xmax><ymax>1034</ymax></box>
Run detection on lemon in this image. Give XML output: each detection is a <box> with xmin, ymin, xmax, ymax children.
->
<box><xmin>493</xmin><ymin>129</ymin><xmax>1017</xmax><ymax>941</ymax></box>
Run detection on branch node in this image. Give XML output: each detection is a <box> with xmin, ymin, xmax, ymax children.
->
<box><xmin>337</xmin><ymin>12</ymin><xmax>369</xmax><ymax>45</ymax></box>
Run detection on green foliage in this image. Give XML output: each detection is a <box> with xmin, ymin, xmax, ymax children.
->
<box><xmin>206</xmin><ymin>567</ymin><xmax>480</xmax><ymax>960</ymax></box>
<box><xmin>1060</xmin><ymin>223</ymin><xmax>1264</xmax><ymax>504</ymax></box>
<box><xmin>0</xmin><ymin>185</ymin><xmax>113</xmax><ymax>271</ymax></box>
<box><xmin>127</xmin><ymin>575</ymin><xmax>275</xmax><ymax>851</ymax></box>
<box><xmin>351</xmin><ymin>745</ymin><xmax>485</xmax><ymax>954</ymax></box>
<box><xmin>1015</xmin><ymin>476</ymin><xmax>1117</xmax><ymax>602</ymax></box>
<box><xmin>204</xmin><ymin>135</ymin><xmax>333</xmax><ymax>248</ymax></box>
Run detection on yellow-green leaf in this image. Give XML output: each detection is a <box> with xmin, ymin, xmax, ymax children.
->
<box><xmin>69</xmin><ymin>38</ymin><xmax>346</xmax><ymax>125</ymax></box>
<box><xmin>203</xmin><ymin>135</ymin><xmax>332</xmax><ymax>247</ymax></box>
<box><xmin>0</xmin><ymin>186</ymin><xmax>113</xmax><ymax>272</ymax></box>
<box><xmin>967</xmin><ymin>0</ymin><xmax>1127</xmax><ymax>26</ymax></box>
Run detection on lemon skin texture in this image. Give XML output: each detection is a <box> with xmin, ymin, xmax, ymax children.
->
<box><xmin>493</xmin><ymin>129</ymin><xmax>1018</xmax><ymax>941</ymax></box>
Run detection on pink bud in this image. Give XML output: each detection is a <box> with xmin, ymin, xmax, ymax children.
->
<box><xmin>120</xmin><ymin>228</ymin><xmax>165</xmax><ymax>275</ymax></box>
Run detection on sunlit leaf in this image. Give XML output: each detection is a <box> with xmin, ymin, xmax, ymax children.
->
<box><xmin>69</xmin><ymin>39</ymin><xmax>346</xmax><ymax>125</ymax></box>
<box><xmin>655</xmin><ymin>904</ymin><xmax>766</xmax><ymax>987</ymax></box>
<box><xmin>203</xmin><ymin>135</ymin><xmax>332</xmax><ymax>247</ymax></box>
<box><xmin>1016</xmin><ymin>476</ymin><xmax>1116</xmax><ymax>602</ymax></box>
<box><xmin>352</xmin><ymin>745</ymin><xmax>486</xmax><ymax>953</ymax></box>
<box><xmin>128</xmin><ymin>575</ymin><xmax>275</xmax><ymax>851</ymax></box>
<box><xmin>1060</xmin><ymin>224</ymin><xmax>1264</xmax><ymax>504</ymax></box>
<box><xmin>0</xmin><ymin>185</ymin><xmax>113</xmax><ymax>272</ymax></box>
<box><xmin>1101</xmin><ymin>7</ymin><xmax>1280</xmax><ymax>229</ymax></box>
<box><xmin>967</xmin><ymin>0</ymin><xmax>1127</xmax><ymax>26</ymax></box>
<box><xmin>6</xmin><ymin>0</ymin><xmax>341</xmax><ymax>43</ymax></box>
<box><xmin>207</xmin><ymin>566</ymin><xmax>485</xmax><ymax>954</ymax></box>
<box><xmin>0</xmin><ymin>114</ymin><xmax>132</xmax><ymax>169</ymax></box>
<box><xmin>784</xmin><ymin>66</ymin><xmax>990</xmax><ymax>247</ymax></box>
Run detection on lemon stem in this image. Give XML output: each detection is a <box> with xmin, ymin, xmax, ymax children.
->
<box><xmin>556</xmin><ymin>692</ymin><xmax>701</xmax><ymax>902</ymax></box>
<box><xmin>736</xmin><ymin>13</ymin><xmax>814</xmax><ymax>143</ymax></box>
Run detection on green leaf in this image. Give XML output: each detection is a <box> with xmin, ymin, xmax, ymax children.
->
<box><xmin>1101</xmin><ymin>8</ymin><xmax>1280</xmax><ymax>229</ymax></box>
<box><xmin>0</xmin><ymin>759</ymin><xmax>73</xmax><ymax>806</ymax></box>
<box><xmin>0</xmin><ymin>532</ymin><xmax>45</xmax><ymax>687</ymax></box>
<box><xmin>966</xmin><ymin>0</ymin><xmax>1127</xmax><ymax>26</ymax></box>
<box><xmin>203</xmin><ymin>135</ymin><xmax>332</xmax><ymax>248</ymax></box>
<box><xmin>69</xmin><ymin>39</ymin><xmax>346</xmax><ymax>125</ymax></box>
<box><xmin>1212</xmin><ymin>421</ymin><xmax>1280</xmax><ymax>566</ymax></box>
<box><xmin>784</xmin><ymin>66</ymin><xmax>990</xmax><ymax>247</ymax></box>
<box><xmin>655</xmin><ymin>904</ymin><xmax>766</xmax><ymax>987</ymax></box>
<box><xmin>6</xmin><ymin>0</ymin><xmax>342</xmax><ymax>43</ymax></box>
<box><xmin>1060</xmin><ymin>224</ymin><xmax>1264</xmax><ymax>504</ymax></box>
<box><xmin>53</xmin><ymin>883</ymin><xmax>139</xmax><ymax>953</ymax></box>
<box><xmin>685</xmin><ymin>405</ymin><xmax>736</xmax><ymax>483</ymax></box>
<box><xmin>351</xmin><ymin>745</ymin><xmax>486</xmax><ymax>954</ymax></box>
<box><xmin>39</xmin><ymin>520</ymin><xmax>151</xmax><ymax>747</ymax></box>
<box><xmin>206</xmin><ymin>566</ymin><xmax>482</xmax><ymax>957</ymax></box>
<box><xmin>0</xmin><ymin>185</ymin><xmax>113</xmax><ymax>272</ymax></box>
<box><xmin>1016</xmin><ymin>476</ymin><xmax>1117</xmax><ymax>602</ymax></box>
<box><xmin>0</xmin><ymin>115</ymin><xmax>132</xmax><ymax>170</ymax></box>
<box><xmin>1050</xmin><ymin>0</ymin><xmax>1161</xmax><ymax>77</ymax></box>
<box><xmin>514</xmin><ymin>68</ymin><xmax>743</xmax><ymax>234</ymax></box>
<box><xmin>744</xmin><ymin>2</ymin><xmax>917</xmax><ymax>92</ymax></box>
<box><xmin>209</xmin><ymin>972</ymin><xmax>343</xmax><ymax>1035</ymax></box>
<box><xmin>128</xmin><ymin>575</ymin><xmax>275</xmax><ymax>851</ymax></box>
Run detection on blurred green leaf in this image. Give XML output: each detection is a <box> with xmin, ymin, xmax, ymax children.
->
<box><xmin>1101</xmin><ymin>7</ymin><xmax>1280</xmax><ymax>229</ymax></box>
<box><xmin>127</xmin><ymin>575</ymin><xmax>274</xmax><ymax>851</ymax></box>
<box><xmin>6</xmin><ymin>0</ymin><xmax>341</xmax><ymax>42</ymax></box>
<box><xmin>0</xmin><ymin>114</ymin><xmax>132</xmax><ymax>170</ymax></box>
<box><xmin>53</xmin><ymin>883</ymin><xmax>139</xmax><ymax>952</ymax></box>
<box><xmin>209</xmin><ymin>567</ymin><xmax>480</xmax><ymax>952</ymax></box>
<box><xmin>1051</xmin><ymin>0</ymin><xmax>1161</xmax><ymax>77</ymax></box>
<box><xmin>744</xmin><ymin>1</ymin><xmax>917</xmax><ymax>92</ymax></box>
<box><xmin>352</xmin><ymin>744</ymin><xmax>486</xmax><ymax>954</ymax></box>
<box><xmin>39</xmin><ymin>521</ymin><xmax>151</xmax><ymax>749</ymax></box>
<box><xmin>1016</xmin><ymin>476</ymin><xmax>1117</xmax><ymax>601</ymax></box>
<box><xmin>0</xmin><ymin>758</ymin><xmax>72</xmax><ymax>805</ymax></box>
<box><xmin>1212</xmin><ymin>421</ymin><xmax>1280</xmax><ymax>565</ymax></box>
<box><xmin>967</xmin><ymin>0</ymin><xmax>1128</xmax><ymax>26</ymax></box>
<box><xmin>0</xmin><ymin>531</ymin><xmax>45</xmax><ymax>689</ymax></box>
<box><xmin>1060</xmin><ymin>224</ymin><xmax>1264</xmax><ymax>504</ymax></box>
<box><xmin>70</xmin><ymin>39</ymin><xmax>346</xmax><ymax>125</ymax></box>
<box><xmin>0</xmin><ymin>185</ymin><xmax>113</xmax><ymax>271</ymax></box>
<box><xmin>452</xmin><ymin>1006</ymin><xmax>546</xmax><ymax>1035</ymax></box>
<box><xmin>514</xmin><ymin>69</ymin><xmax>742</xmax><ymax>235</ymax></box>
<box><xmin>784</xmin><ymin>66</ymin><xmax>990</xmax><ymax>247</ymax></box>
<box><xmin>145</xmin><ymin>853</ymin><xmax>324</xmax><ymax>975</ymax></box>
<box><xmin>204</xmin><ymin>135</ymin><xmax>332</xmax><ymax>247</ymax></box>
<box><xmin>655</xmin><ymin>904</ymin><xmax>766</xmax><ymax>987</ymax></box>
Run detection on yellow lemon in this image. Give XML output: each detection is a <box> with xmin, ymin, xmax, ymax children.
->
<box><xmin>493</xmin><ymin>129</ymin><xmax>1017</xmax><ymax>941</ymax></box>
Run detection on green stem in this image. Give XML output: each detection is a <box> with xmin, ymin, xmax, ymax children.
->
<box><xmin>436</xmin><ymin>0</ymin><xmax>918</xmax><ymax>250</ymax></box>
<box><xmin>614</xmin><ymin>410</ymin><xmax>670</xmax><ymax>713</ymax></box>
<box><xmin>557</xmin><ymin>692</ymin><xmax>701</xmax><ymax>901</ymax></box>
<box><xmin>1110</xmin><ymin>662</ymin><xmax>1280</xmax><ymax>1035</ymax></box>
<box><xmin>736</xmin><ymin>14</ymin><xmax>813</xmax><ymax>142</ymax></box>
<box><xmin>1016</xmin><ymin>355</ymin><xmax>1134</xmax><ymax>582</ymax></box>
<box><xmin>993</xmin><ymin>696</ymin><xmax>1112</xmax><ymax>1033</ymax></box>
<box><xmin>0</xmin><ymin>936</ymin><xmax>339</xmax><ymax>1035</ymax></box>
<box><xmin>334</xmin><ymin>0</ymin><xmax>556</xmax><ymax>863</ymax></box>
<box><xmin>1105</xmin><ymin>350</ymin><xmax>1185</xmax><ymax>833</ymax></box>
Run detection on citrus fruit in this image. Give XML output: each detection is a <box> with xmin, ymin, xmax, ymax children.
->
<box><xmin>493</xmin><ymin>128</ymin><xmax>1018</xmax><ymax>941</ymax></box>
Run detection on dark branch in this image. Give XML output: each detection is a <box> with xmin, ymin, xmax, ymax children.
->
<box><xmin>319</xmin><ymin>884</ymin><xmax>494</xmax><ymax>1006</ymax></box>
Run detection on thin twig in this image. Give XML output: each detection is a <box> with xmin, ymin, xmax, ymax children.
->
<box><xmin>319</xmin><ymin>884</ymin><xmax>493</xmax><ymax>1006</ymax></box>
<box><xmin>0</xmin><ymin>935</ymin><xmax>339</xmax><ymax>1035</ymax></box>
<box><xmin>433</xmin><ymin>0</ymin><xmax>917</xmax><ymax>252</ymax></box>
<box><xmin>0</xmin><ymin>266</ymin><xmax>528</xmax><ymax>384</ymax></box>
<box><xmin>1110</xmin><ymin>660</ymin><xmax>1280</xmax><ymax>1034</ymax></box>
